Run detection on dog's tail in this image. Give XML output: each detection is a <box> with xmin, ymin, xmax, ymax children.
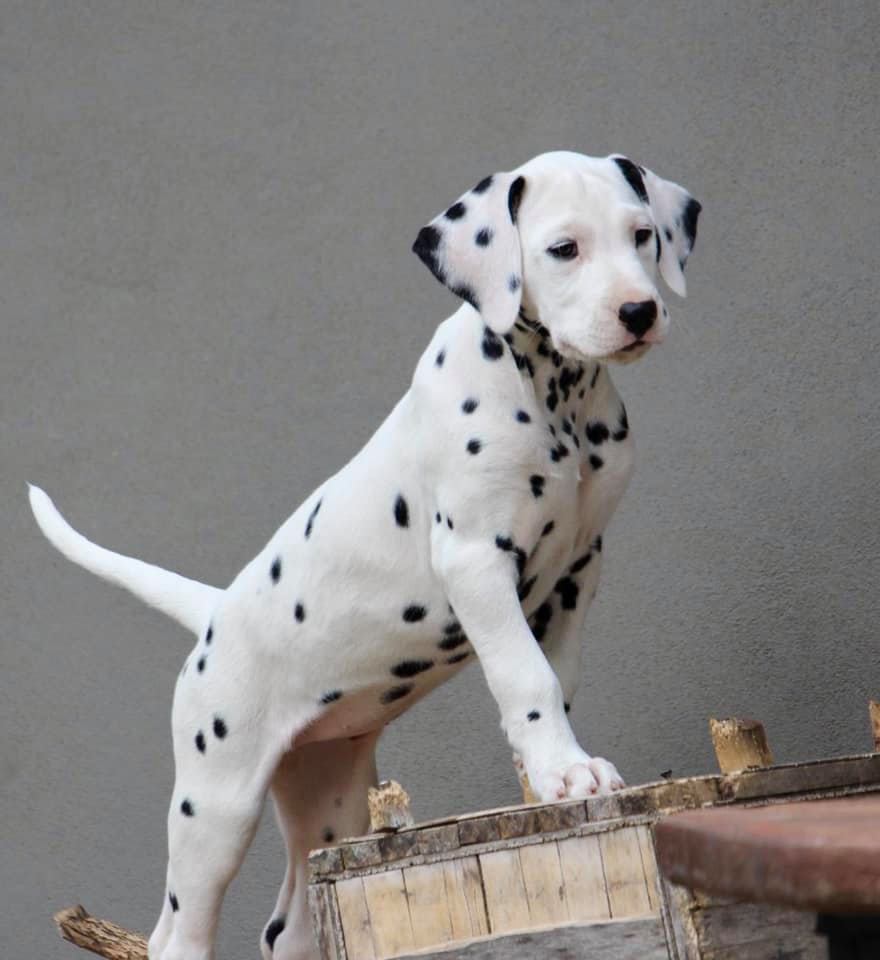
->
<box><xmin>28</xmin><ymin>484</ymin><xmax>221</xmax><ymax>636</ymax></box>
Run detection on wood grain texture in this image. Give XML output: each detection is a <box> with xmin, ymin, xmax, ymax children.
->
<box><xmin>478</xmin><ymin>848</ymin><xmax>530</xmax><ymax>934</ymax></box>
<box><xmin>441</xmin><ymin>857</ymin><xmax>489</xmax><ymax>941</ymax></box>
<box><xmin>53</xmin><ymin>905</ymin><xmax>147</xmax><ymax>960</ymax></box>
<box><xmin>599</xmin><ymin>827</ymin><xmax>654</xmax><ymax>919</ymax></box>
<box><xmin>361</xmin><ymin>870</ymin><xmax>415</xmax><ymax>958</ymax></box>
<box><xmin>709</xmin><ymin>717</ymin><xmax>773</xmax><ymax>773</ymax></box>
<box><xmin>518</xmin><ymin>842</ymin><xmax>568</xmax><ymax>926</ymax></box>
<box><xmin>402</xmin><ymin>863</ymin><xmax>454</xmax><ymax>951</ymax></box>
<box><xmin>335</xmin><ymin>878</ymin><xmax>377</xmax><ymax>960</ymax></box>
<box><xmin>692</xmin><ymin>899</ymin><xmax>826</xmax><ymax>959</ymax></box>
<box><xmin>557</xmin><ymin>834</ymin><xmax>612</xmax><ymax>923</ymax></box>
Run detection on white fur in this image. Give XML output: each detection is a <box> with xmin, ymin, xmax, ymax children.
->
<box><xmin>30</xmin><ymin>151</ymin><xmax>699</xmax><ymax>960</ymax></box>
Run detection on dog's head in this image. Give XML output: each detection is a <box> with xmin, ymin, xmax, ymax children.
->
<box><xmin>413</xmin><ymin>151</ymin><xmax>701</xmax><ymax>364</ymax></box>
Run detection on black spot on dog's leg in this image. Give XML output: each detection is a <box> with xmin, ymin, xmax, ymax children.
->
<box><xmin>391</xmin><ymin>659</ymin><xmax>434</xmax><ymax>678</ymax></box>
<box><xmin>213</xmin><ymin>716</ymin><xmax>228</xmax><ymax>739</ymax></box>
<box><xmin>320</xmin><ymin>690</ymin><xmax>343</xmax><ymax>705</ymax></box>
<box><xmin>462</xmin><ymin>397</ymin><xmax>479</xmax><ymax>414</ymax></box>
<box><xmin>402</xmin><ymin>604</ymin><xmax>427</xmax><ymax>623</ymax></box>
<box><xmin>446</xmin><ymin>651</ymin><xmax>470</xmax><ymax>664</ymax></box>
<box><xmin>586</xmin><ymin>421</ymin><xmax>610</xmax><ymax>445</ymax></box>
<box><xmin>270</xmin><ymin>557</ymin><xmax>282</xmax><ymax>584</ymax></box>
<box><xmin>589</xmin><ymin>454</ymin><xmax>604</xmax><ymax>470</ymax></box>
<box><xmin>517</xmin><ymin>575</ymin><xmax>538</xmax><ymax>601</ymax></box>
<box><xmin>541</xmin><ymin>521</ymin><xmax>555</xmax><ymax>537</ymax></box>
<box><xmin>554</xmin><ymin>577</ymin><xmax>580</xmax><ymax>611</ymax></box>
<box><xmin>195</xmin><ymin>731</ymin><xmax>206</xmax><ymax>753</ymax></box>
<box><xmin>570</xmin><ymin>550</ymin><xmax>593</xmax><ymax>574</ymax></box>
<box><xmin>475</xmin><ymin>227</ymin><xmax>493</xmax><ymax>246</ymax></box>
<box><xmin>564</xmin><ymin>702</ymin><xmax>571</xmax><ymax>714</ymax></box>
<box><xmin>381</xmin><ymin>683</ymin><xmax>415</xmax><ymax>704</ymax></box>
<box><xmin>305</xmin><ymin>498</ymin><xmax>322</xmax><ymax>539</ymax></box>
<box><xmin>516</xmin><ymin>409</ymin><xmax>531</xmax><ymax>423</ymax></box>
<box><xmin>466</xmin><ymin>438</ymin><xmax>482</xmax><ymax>455</ymax></box>
<box><xmin>481</xmin><ymin>327</ymin><xmax>504</xmax><ymax>360</ymax></box>
<box><xmin>527</xmin><ymin>710</ymin><xmax>541</xmax><ymax>722</ymax></box>
<box><xmin>205</xmin><ymin>625</ymin><xmax>213</xmax><ymax>645</ymax></box>
<box><xmin>169</xmin><ymin>892</ymin><xmax>179</xmax><ymax>912</ymax></box>
<box><xmin>473</xmin><ymin>175</ymin><xmax>493</xmax><ymax>194</ymax></box>
<box><xmin>435</xmin><ymin>349</ymin><xmax>445</xmax><ymax>367</ymax></box>
<box><xmin>445</xmin><ymin>201</ymin><xmax>467</xmax><ymax>220</ymax></box>
<box><xmin>197</xmin><ymin>657</ymin><xmax>206</xmax><ymax>673</ymax></box>
<box><xmin>530</xmin><ymin>474</ymin><xmax>545</xmax><ymax>498</ymax></box>
<box><xmin>294</xmin><ymin>602</ymin><xmax>306</xmax><ymax>623</ymax></box>
<box><xmin>265</xmin><ymin>917</ymin><xmax>286</xmax><ymax>951</ymax></box>
<box><xmin>181</xmin><ymin>799</ymin><xmax>195</xmax><ymax>817</ymax></box>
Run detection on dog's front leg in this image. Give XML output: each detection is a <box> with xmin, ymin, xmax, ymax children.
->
<box><xmin>435</xmin><ymin>540</ymin><xmax>622</xmax><ymax>802</ymax></box>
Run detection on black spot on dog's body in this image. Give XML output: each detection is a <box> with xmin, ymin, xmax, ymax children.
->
<box><xmin>481</xmin><ymin>326</ymin><xmax>504</xmax><ymax>360</ymax></box>
<box><xmin>473</xmin><ymin>175</ymin><xmax>493</xmax><ymax>194</ymax></box>
<box><xmin>594</xmin><ymin>534</ymin><xmax>603</xmax><ymax>552</ymax></box>
<box><xmin>570</xmin><ymin>551</ymin><xmax>593</xmax><ymax>574</ymax></box>
<box><xmin>435</xmin><ymin>512</ymin><xmax>442</xmax><ymax>523</ymax></box>
<box><xmin>612</xmin><ymin>156</ymin><xmax>649</xmax><ymax>204</ymax></box>
<box><xmin>507</xmin><ymin>176</ymin><xmax>526</xmax><ymax>223</ymax></box>
<box><xmin>323</xmin><ymin>828</ymin><xmax>335</xmax><ymax>843</ymax></box>
<box><xmin>509</xmin><ymin>274</ymin><xmax>521</xmax><ymax>292</ymax></box>
<box><xmin>532</xmin><ymin>621</ymin><xmax>548</xmax><ymax>642</ymax></box>
<box><xmin>265</xmin><ymin>917</ymin><xmax>286</xmax><ymax>950</ymax></box>
<box><xmin>394</xmin><ymin>495</ymin><xmax>409</xmax><ymax>528</ymax></box>
<box><xmin>564</xmin><ymin>702</ymin><xmax>571</xmax><ymax>714</ymax></box>
<box><xmin>475</xmin><ymin>227</ymin><xmax>493</xmax><ymax>246</ymax></box>
<box><xmin>213</xmin><ymin>716</ymin><xmax>228</xmax><ymax>739</ymax></box>
<box><xmin>550</xmin><ymin>442</ymin><xmax>569</xmax><ymax>462</ymax></box>
<box><xmin>445</xmin><ymin>201</ymin><xmax>467</xmax><ymax>221</ymax></box>
<box><xmin>439</xmin><ymin>632</ymin><xmax>467</xmax><ymax>651</ymax></box>
<box><xmin>495</xmin><ymin>534</ymin><xmax>514</xmax><ymax>552</ymax></box>
<box><xmin>381</xmin><ymin>683</ymin><xmax>415</xmax><ymax>704</ymax></box>
<box><xmin>270</xmin><ymin>557</ymin><xmax>282</xmax><ymax>584</ymax></box>
<box><xmin>446</xmin><ymin>651</ymin><xmax>470</xmax><ymax>665</ymax></box>
<box><xmin>561</xmin><ymin>417</ymin><xmax>572</xmax><ymax>436</ymax></box>
<box><xmin>403</xmin><ymin>604</ymin><xmax>427</xmax><ymax>623</ymax></box>
<box><xmin>681</xmin><ymin>197</ymin><xmax>702</xmax><ymax>249</ymax></box>
<box><xmin>197</xmin><ymin>657</ymin><xmax>206</xmax><ymax>673</ymax></box>
<box><xmin>294</xmin><ymin>602</ymin><xmax>306</xmax><ymax>623</ymax></box>
<box><xmin>321</xmin><ymin>690</ymin><xmax>343</xmax><ymax>704</ymax></box>
<box><xmin>590</xmin><ymin>366</ymin><xmax>601</xmax><ymax>389</ymax></box>
<box><xmin>435</xmin><ymin>349</ymin><xmax>445</xmax><ymax>367</ymax></box>
<box><xmin>392</xmin><ymin>659</ymin><xmax>434</xmax><ymax>678</ymax></box>
<box><xmin>195</xmin><ymin>731</ymin><xmax>206</xmax><ymax>753</ymax></box>
<box><xmin>443</xmin><ymin>618</ymin><xmax>462</xmax><ymax>635</ymax></box>
<box><xmin>518</xmin><ymin>574</ymin><xmax>538</xmax><ymax>601</ymax></box>
<box><xmin>527</xmin><ymin>710</ymin><xmax>541</xmax><ymax>722</ymax></box>
<box><xmin>305</xmin><ymin>498</ymin><xmax>322</xmax><ymax>539</ymax></box>
<box><xmin>466</xmin><ymin>438</ymin><xmax>482</xmax><ymax>455</ymax></box>
<box><xmin>665</xmin><ymin>227</ymin><xmax>673</xmax><ymax>241</ymax></box>
<box><xmin>542</xmin><ymin>521</ymin><xmax>555</xmax><ymax>537</ymax></box>
<box><xmin>586</xmin><ymin>421</ymin><xmax>610</xmax><ymax>445</ymax></box>
<box><xmin>169</xmin><ymin>892</ymin><xmax>179</xmax><ymax>912</ymax></box>
<box><xmin>589</xmin><ymin>454</ymin><xmax>604</xmax><ymax>470</ymax></box>
<box><xmin>612</xmin><ymin>407</ymin><xmax>629</xmax><ymax>442</ymax></box>
<box><xmin>181</xmin><ymin>799</ymin><xmax>195</xmax><ymax>817</ymax></box>
<box><xmin>530</xmin><ymin>474</ymin><xmax>545</xmax><ymax>498</ymax></box>
<box><xmin>554</xmin><ymin>577</ymin><xmax>580</xmax><ymax>610</ymax></box>
<box><xmin>655</xmin><ymin>232</ymin><xmax>662</xmax><ymax>262</ymax></box>
<box><xmin>205</xmin><ymin>625</ymin><xmax>213</xmax><ymax>645</ymax></box>
<box><xmin>446</xmin><ymin>516</ymin><xmax>454</xmax><ymax>530</ymax></box>
<box><xmin>516</xmin><ymin>409</ymin><xmax>531</xmax><ymax>424</ymax></box>
<box><xmin>452</xmin><ymin>283</ymin><xmax>479</xmax><ymax>310</ymax></box>
<box><xmin>462</xmin><ymin>397</ymin><xmax>479</xmax><ymax>414</ymax></box>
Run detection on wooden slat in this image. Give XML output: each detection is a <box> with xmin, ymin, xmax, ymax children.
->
<box><xmin>692</xmin><ymin>899</ymin><xmax>826</xmax><ymax>959</ymax></box>
<box><xmin>402</xmin><ymin>863</ymin><xmax>454</xmax><ymax>951</ymax></box>
<box><xmin>518</xmin><ymin>842</ymin><xmax>568</xmax><ymax>926</ymax></box>
<box><xmin>362</xmin><ymin>870</ymin><xmax>415</xmax><ymax>958</ymax></box>
<box><xmin>441</xmin><ymin>857</ymin><xmax>489</xmax><ymax>940</ymax></box>
<box><xmin>391</xmin><ymin>916</ymin><xmax>668</xmax><ymax>959</ymax></box>
<box><xmin>478</xmin><ymin>848</ymin><xmax>530</xmax><ymax>933</ymax></box>
<box><xmin>635</xmin><ymin>824</ymin><xmax>661</xmax><ymax>912</ymax></box>
<box><xmin>308</xmin><ymin>883</ymin><xmax>344</xmax><ymax>960</ymax></box>
<box><xmin>557</xmin><ymin>834</ymin><xmax>611</xmax><ymax>923</ymax></box>
<box><xmin>335</xmin><ymin>878</ymin><xmax>377</xmax><ymax>960</ymax></box>
<box><xmin>599</xmin><ymin>827</ymin><xmax>654</xmax><ymax>918</ymax></box>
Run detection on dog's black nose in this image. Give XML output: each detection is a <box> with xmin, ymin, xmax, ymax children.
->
<box><xmin>618</xmin><ymin>300</ymin><xmax>657</xmax><ymax>338</ymax></box>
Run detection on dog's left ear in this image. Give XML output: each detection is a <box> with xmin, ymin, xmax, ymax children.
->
<box><xmin>611</xmin><ymin>155</ymin><xmax>701</xmax><ymax>297</ymax></box>
<box><xmin>412</xmin><ymin>172</ymin><xmax>526</xmax><ymax>334</ymax></box>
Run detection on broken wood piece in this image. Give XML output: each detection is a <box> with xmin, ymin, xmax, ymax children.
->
<box><xmin>709</xmin><ymin>717</ymin><xmax>773</xmax><ymax>773</ymax></box>
<box><xmin>870</xmin><ymin>700</ymin><xmax>880</xmax><ymax>752</ymax></box>
<box><xmin>53</xmin><ymin>905</ymin><xmax>147</xmax><ymax>960</ymax></box>
<box><xmin>368</xmin><ymin>779</ymin><xmax>414</xmax><ymax>832</ymax></box>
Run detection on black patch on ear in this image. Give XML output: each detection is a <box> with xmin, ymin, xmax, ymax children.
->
<box><xmin>613</xmin><ymin>157</ymin><xmax>649</xmax><ymax>204</ymax></box>
<box><xmin>451</xmin><ymin>283</ymin><xmax>479</xmax><ymax>310</ymax></box>
<box><xmin>445</xmin><ymin>201</ymin><xmax>467</xmax><ymax>221</ymax></box>
<box><xmin>412</xmin><ymin>225</ymin><xmax>446</xmax><ymax>282</ymax></box>
<box><xmin>655</xmin><ymin>232</ymin><xmax>662</xmax><ymax>263</ymax></box>
<box><xmin>681</xmin><ymin>197</ymin><xmax>702</xmax><ymax>250</ymax></box>
<box><xmin>507</xmin><ymin>176</ymin><xmax>526</xmax><ymax>224</ymax></box>
<box><xmin>473</xmin><ymin>175</ymin><xmax>493</xmax><ymax>194</ymax></box>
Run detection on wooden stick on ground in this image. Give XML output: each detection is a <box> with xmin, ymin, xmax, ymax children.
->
<box><xmin>53</xmin><ymin>905</ymin><xmax>147</xmax><ymax>960</ymax></box>
<box><xmin>709</xmin><ymin>717</ymin><xmax>774</xmax><ymax>773</ymax></box>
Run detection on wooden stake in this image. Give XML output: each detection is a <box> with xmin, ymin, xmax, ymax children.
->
<box><xmin>709</xmin><ymin>717</ymin><xmax>774</xmax><ymax>773</ymax></box>
<box><xmin>368</xmin><ymin>779</ymin><xmax>414</xmax><ymax>832</ymax></box>
<box><xmin>870</xmin><ymin>700</ymin><xmax>880</xmax><ymax>752</ymax></box>
<box><xmin>53</xmin><ymin>905</ymin><xmax>147</xmax><ymax>960</ymax></box>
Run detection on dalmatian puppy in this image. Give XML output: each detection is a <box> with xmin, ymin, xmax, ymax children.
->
<box><xmin>29</xmin><ymin>150</ymin><xmax>700</xmax><ymax>960</ymax></box>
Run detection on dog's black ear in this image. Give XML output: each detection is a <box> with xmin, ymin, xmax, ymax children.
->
<box><xmin>610</xmin><ymin>155</ymin><xmax>701</xmax><ymax>297</ymax></box>
<box><xmin>412</xmin><ymin>172</ymin><xmax>525</xmax><ymax>334</ymax></box>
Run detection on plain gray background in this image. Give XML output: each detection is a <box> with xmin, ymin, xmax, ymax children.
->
<box><xmin>3</xmin><ymin>0</ymin><xmax>878</xmax><ymax>955</ymax></box>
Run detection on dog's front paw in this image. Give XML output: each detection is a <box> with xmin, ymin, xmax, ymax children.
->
<box><xmin>532</xmin><ymin>755</ymin><xmax>625</xmax><ymax>802</ymax></box>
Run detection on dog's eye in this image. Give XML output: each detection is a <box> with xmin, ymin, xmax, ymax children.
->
<box><xmin>547</xmin><ymin>240</ymin><xmax>578</xmax><ymax>260</ymax></box>
<box><xmin>634</xmin><ymin>228</ymin><xmax>653</xmax><ymax>247</ymax></box>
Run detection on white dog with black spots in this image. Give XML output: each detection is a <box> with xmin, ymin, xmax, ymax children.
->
<box><xmin>30</xmin><ymin>150</ymin><xmax>700</xmax><ymax>960</ymax></box>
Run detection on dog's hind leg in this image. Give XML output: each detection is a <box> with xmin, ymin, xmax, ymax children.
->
<box><xmin>148</xmin><ymin>675</ymin><xmax>291</xmax><ymax>960</ymax></box>
<box><xmin>261</xmin><ymin>734</ymin><xmax>381</xmax><ymax>960</ymax></box>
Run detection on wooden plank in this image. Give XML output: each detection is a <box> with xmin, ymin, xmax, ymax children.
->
<box><xmin>635</xmin><ymin>824</ymin><xmax>661</xmax><ymax>912</ymax></box>
<box><xmin>599</xmin><ymin>827</ymin><xmax>654</xmax><ymax>918</ymax></box>
<box><xmin>518</xmin><ymin>842</ymin><xmax>568</xmax><ymax>926</ymax></box>
<box><xmin>719</xmin><ymin>753</ymin><xmax>880</xmax><ymax>802</ymax></box>
<box><xmin>308</xmin><ymin>883</ymin><xmax>345</xmax><ymax>960</ymax></box>
<box><xmin>402</xmin><ymin>863</ymin><xmax>454</xmax><ymax>951</ymax></box>
<box><xmin>709</xmin><ymin>717</ymin><xmax>774</xmax><ymax>773</ymax></box>
<box><xmin>361</xmin><ymin>869</ymin><xmax>415</xmax><ymax>958</ymax></box>
<box><xmin>692</xmin><ymin>899</ymin><xmax>826</xmax><ymax>959</ymax></box>
<box><xmin>335</xmin><ymin>878</ymin><xmax>377</xmax><ymax>960</ymax></box>
<box><xmin>391</xmin><ymin>916</ymin><xmax>668</xmax><ymax>959</ymax></box>
<box><xmin>478</xmin><ymin>848</ymin><xmax>530</xmax><ymax>934</ymax></box>
<box><xmin>556</xmin><ymin>834</ymin><xmax>611</xmax><ymax>923</ymax></box>
<box><xmin>441</xmin><ymin>857</ymin><xmax>489</xmax><ymax>941</ymax></box>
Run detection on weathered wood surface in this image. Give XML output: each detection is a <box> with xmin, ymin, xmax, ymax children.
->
<box><xmin>397</xmin><ymin>917</ymin><xmax>668</xmax><ymax>959</ymax></box>
<box><xmin>368</xmin><ymin>780</ymin><xmax>415</xmax><ymax>833</ymax></box>
<box><xmin>655</xmin><ymin>794</ymin><xmax>880</xmax><ymax>914</ymax></box>
<box><xmin>690</xmin><ymin>898</ymin><xmax>825</xmax><ymax>960</ymax></box>
<box><xmin>870</xmin><ymin>700</ymin><xmax>880</xmax><ymax>752</ymax></box>
<box><xmin>54</xmin><ymin>905</ymin><xmax>147</xmax><ymax>960</ymax></box>
<box><xmin>709</xmin><ymin>717</ymin><xmax>774</xmax><ymax>773</ymax></box>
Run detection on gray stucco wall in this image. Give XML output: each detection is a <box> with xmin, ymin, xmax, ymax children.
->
<box><xmin>3</xmin><ymin>1</ymin><xmax>878</xmax><ymax>956</ymax></box>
